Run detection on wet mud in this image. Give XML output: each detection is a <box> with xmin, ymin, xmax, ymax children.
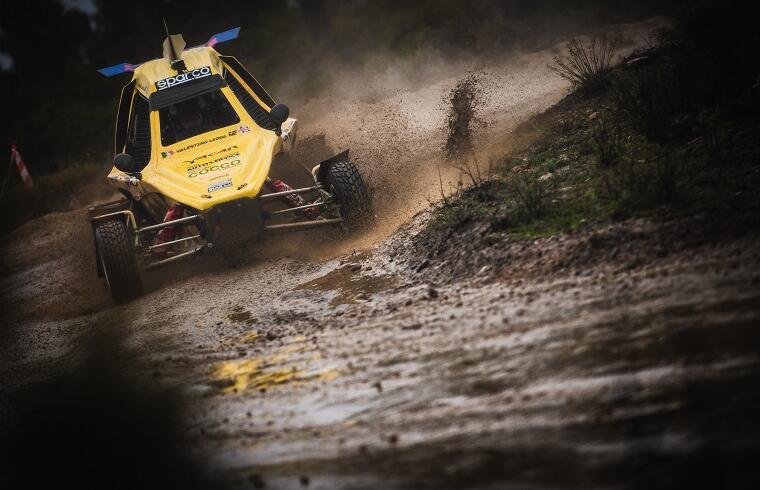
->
<box><xmin>3</xmin><ymin>19</ymin><xmax>759</xmax><ymax>490</ymax></box>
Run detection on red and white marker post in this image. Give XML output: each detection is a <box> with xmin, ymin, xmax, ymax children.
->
<box><xmin>11</xmin><ymin>144</ymin><xmax>33</xmax><ymax>189</ymax></box>
<box><xmin>0</xmin><ymin>144</ymin><xmax>33</xmax><ymax>202</ymax></box>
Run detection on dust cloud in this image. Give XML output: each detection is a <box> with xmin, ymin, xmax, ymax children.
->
<box><xmin>274</xmin><ymin>18</ymin><xmax>660</xmax><ymax>257</ymax></box>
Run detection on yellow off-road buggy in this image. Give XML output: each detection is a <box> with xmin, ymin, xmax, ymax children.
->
<box><xmin>90</xmin><ymin>28</ymin><xmax>372</xmax><ymax>301</ymax></box>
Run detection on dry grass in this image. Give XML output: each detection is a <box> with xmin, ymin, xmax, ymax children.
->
<box><xmin>551</xmin><ymin>36</ymin><xmax>618</xmax><ymax>94</ymax></box>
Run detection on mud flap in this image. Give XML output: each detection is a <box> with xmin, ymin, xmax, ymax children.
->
<box><xmin>315</xmin><ymin>150</ymin><xmax>350</xmax><ymax>185</ymax></box>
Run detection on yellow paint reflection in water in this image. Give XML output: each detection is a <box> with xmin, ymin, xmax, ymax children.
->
<box><xmin>213</xmin><ymin>358</ymin><xmax>300</xmax><ymax>394</ymax></box>
<box><xmin>212</xmin><ymin>342</ymin><xmax>340</xmax><ymax>394</ymax></box>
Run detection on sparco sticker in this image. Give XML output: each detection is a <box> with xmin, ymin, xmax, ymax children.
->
<box><xmin>208</xmin><ymin>178</ymin><xmax>232</xmax><ymax>193</ymax></box>
<box><xmin>156</xmin><ymin>66</ymin><xmax>212</xmax><ymax>91</ymax></box>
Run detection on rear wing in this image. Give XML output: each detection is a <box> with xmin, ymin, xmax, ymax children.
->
<box><xmin>97</xmin><ymin>27</ymin><xmax>241</xmax><ymax>77</ymax></box>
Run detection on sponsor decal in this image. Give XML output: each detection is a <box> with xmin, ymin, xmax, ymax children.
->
<box><xmin>228</xmin><ymin>129</ymin><xmax>238</xmax><ymax>137</ymax></box>
<box><xmin>174</xmin><ymin>133</ymin><xmax>230</xmax><ymax>153</ymax></box>
<box><xmin>181</xmin><ymin>146</ymin><xmax>238</xmax><ymax>166</ymax></box>
<box><xmin>155</xmin><ymin>66</ymin><xmax>212</xmax><ymax>91</ymax></box>
<box><xmin>208</xmin><ymin>178</ymin><xmax>232</xmax><ymax>193</ymax></box>
<box><xmin>187</xmin><ymin>157</ymin><xmax>241</xmax><ymax>179</ymax></box>
<box><xmin>161</xmin><ymin>150</ymin><xmax>175</xmax><ymax>158</ymax></box>
<box><xmin>238</xmin><ymin>124</ymin><xmax>251</xmax><ymax>134</ymax></box>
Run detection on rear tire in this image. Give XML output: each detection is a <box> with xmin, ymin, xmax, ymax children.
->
<box><xmin>94</xmin><ymin>219</ymin><xmax>142</xmax><ymax>302</ymax></box>
<box><xmin>324</xmin><ymin>160</ymin><xmax>373</xmax><ymax>230</ymax></box>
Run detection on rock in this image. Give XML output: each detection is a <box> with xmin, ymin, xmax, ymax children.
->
<box><xmin>265</xmin><ymin>331</ymin><xmax>277</xmax><ymax>341</ymax></box>
<box><xmin>185</xmin><ymin>384</ymin><xmax>213</xmax><ymax>397</ymax></box>
<box><xmin>347</xmin><ymin>263</ymin><xmax>362</xmax><ymax>272</ymax></box>
<box><xmin>402</xmin><ymin>323</ymin><xmax>422</xmax><ymax>331</ymax></box>
<box><xmin>538</xmin><ymin>172</ymin><xmax>553</xmax><ymax>181</ymax></box>
<box><xmin>427</xmin><ymin>286</ymin><xmax>439</xmax><ymax>299</ymax></box>
<box><xmin>300</xmin><ymin>475</ymin><xmax>310</xmax><ymax>486</ymax></box>
<box><xmin>372</xmin><ymin>381</ymin><xmax>383</xmax><ymax>392</ymax></box>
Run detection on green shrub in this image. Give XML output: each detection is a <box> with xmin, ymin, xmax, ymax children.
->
<box><xmin>508</xmin><ymin>171</ymin><xmax>548</xmax><ymax>224</ymax></box>
<box><xmin>596</xmin><ymin>147</ymin><xmax>681</xmax><ymax>219</ymax></box>
<box><xmin>590</xmin><ymin>116</ymin><xmax>625</xmax><ymax>167</ymax></box>
<box><xmin>612</xmin><ymin>58</ymin><xmax>694</xmax><ymax>142</ymax></box>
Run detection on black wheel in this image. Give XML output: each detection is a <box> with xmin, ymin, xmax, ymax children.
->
<box><xmin>94</xmin><ymin>219</ymin><xmax>142</xmax><ymax>302</ymax></box>
<box><xmin>324</xmin><ymin>160</ymin><xmax>373</xmax><ymax>230</ymax></box>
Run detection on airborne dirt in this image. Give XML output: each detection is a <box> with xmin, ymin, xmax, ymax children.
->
<box><xmin>3</xmin><ymin>19</ymin><xmax>760</xmax><ymax>489</ymax></box>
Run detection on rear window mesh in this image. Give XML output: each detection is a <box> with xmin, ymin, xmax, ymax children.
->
<box><xmin>125</xmin><ymin>94</ymin><xmax>151</xmax><ymax>170</ymax></box>
<box><xmin>223</xmin><ymin>70</ymin><xmax>277</xmax><ymax>131</ymax></box>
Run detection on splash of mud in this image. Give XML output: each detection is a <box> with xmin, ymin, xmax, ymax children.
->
<box><xmin>444</xmin><ymin>72</ymin><xmax>483</xmax><ymax>158</ymax></box>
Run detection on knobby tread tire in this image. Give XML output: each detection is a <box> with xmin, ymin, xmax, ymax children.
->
<box><xmin>94</xmin><ymin>219</ymin><xmax>142</xmax><ymax>302</ymax></box>
<box><xmin>325</xmin><ymin>160</ymin><xmax>373</xmax><ymax>230</ymax></box>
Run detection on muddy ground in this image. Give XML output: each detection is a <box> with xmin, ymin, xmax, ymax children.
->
<box><xmin>2</xmin><ymin>19</ymin><xmax>760</xmax><ymax>489</ymax></box>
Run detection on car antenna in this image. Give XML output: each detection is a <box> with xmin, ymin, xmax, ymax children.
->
<box><xmin>162</xmin><ymin>17</ymin><xmax>187</xmax><ymax>73</ymax></box>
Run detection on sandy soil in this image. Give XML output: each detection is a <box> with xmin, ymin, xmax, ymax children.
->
<box><xmin>3</xmin><ymin>19</ymin><xmax>760</xmax><ymax>489</ymax></box>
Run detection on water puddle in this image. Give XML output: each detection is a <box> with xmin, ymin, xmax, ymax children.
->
<box><xmin>297</xmin><ymin>260</ymin><xmax>399</xmax><ymax>307</ymax></box>
<box><xmin>211</xmin><ymin>339</ymin><xmax>341</xmax><ymax>394</ymax></box>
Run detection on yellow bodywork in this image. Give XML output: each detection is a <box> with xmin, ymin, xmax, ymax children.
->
<box><xmin>108</xmin><ymin>46</ymin><xmax>281</xmax><ymax>211</ymax></box>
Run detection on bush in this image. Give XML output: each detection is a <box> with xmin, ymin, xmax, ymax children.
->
<box><xmin>508</xmin><ymin>171</ymin><xmax>548</xmax><ymax>224</ymax></box>
<box><xmin>612</xmin><ymin>1</ymin><xmax>760</xmax><ymax>142</ymax></box>
<box><xmin>551</xmin><ymin>36</ymin><xmax>618</xmax><ymax>95</ymax></box>
<box><xmin>596</xmin><ymin>146</ymin><xmax>680</xmax><ymax>218</ymax></box>
<box><xmin>612</xmin><ymin>57</ymin><xmax>696</xmax><ymax>142</ymax></box>
<box><xmin>590</xmin><ymin>116</ymin><xmax>625</xmax><ymax>167</ymax></box>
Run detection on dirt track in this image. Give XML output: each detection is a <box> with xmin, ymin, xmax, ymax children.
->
<box><xmin>3</xmin><ymin>19</ymin><xmax>760</xmax><ymax>489</ymax></box>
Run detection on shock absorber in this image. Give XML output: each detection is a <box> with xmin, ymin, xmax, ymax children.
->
<box><xmin>151</xmin><ymin>204</ymin><xmax>184</xmax><ymax>258</ymax></box>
